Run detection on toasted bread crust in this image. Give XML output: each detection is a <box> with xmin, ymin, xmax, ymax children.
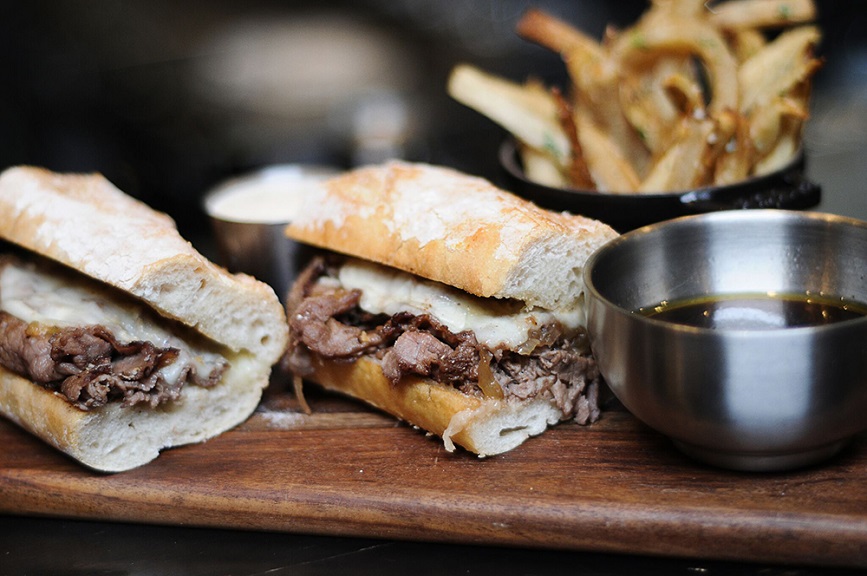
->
<box><xmin>285</xmin><ymin>162</ymin><xmax>617</xmax><ymax>310</ymax></box>
<box><xmin>0</xmin><ymin>166</ymin><xmax>287</xmax><ymax>361</ymax></box>
<box><xmin>308</xmin><ymin>355</ymin><xmax>563</xmax><ymax>457</ymax></box>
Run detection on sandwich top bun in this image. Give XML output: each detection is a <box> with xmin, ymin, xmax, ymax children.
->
<box><xmin>0</xmin><ymin>166</ymin><xmax>286</xmax><ymax>361</ymax></box>
<box><xmin>0</xmin><ymin>166</ymin><xmax>288</xmax><ymax>472</ymax></box>
<box><xmin>285</xmin><ymin>161</ymin><xmax>618</xmax><ymax>310</ymax></box>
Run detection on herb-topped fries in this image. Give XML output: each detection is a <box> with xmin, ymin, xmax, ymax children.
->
<box><xmin>448</xmin><ymin>0</ymin><xmax>822</xmax><ymax>193</ymax></box>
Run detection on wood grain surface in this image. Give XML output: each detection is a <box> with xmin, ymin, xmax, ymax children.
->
<box><xmin>1</xmin><ymin>379</ymin><xmax>865</xmax><ymax>569</ymax></box>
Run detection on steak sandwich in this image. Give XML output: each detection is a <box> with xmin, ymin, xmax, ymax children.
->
<box><xmin>283</xmin><ymin>162</ymin><xmax>618</xmax><ymax>456</ymax></box>
<box><xmin>0</xmin><ymin>166</ymin><xmax>288</xmax><ymax>472</ymax></box>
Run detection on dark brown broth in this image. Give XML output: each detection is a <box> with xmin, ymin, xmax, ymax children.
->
<box><xmin>638</xmin><ymin>293</ymin><xmax>867</xmax><ymax>330</ymax></box>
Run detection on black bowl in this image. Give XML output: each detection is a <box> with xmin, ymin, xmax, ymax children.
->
<box><xmin>499</xmin><ymin>139</ymin><xmax>821</xmax><ymax>232</ymax></box>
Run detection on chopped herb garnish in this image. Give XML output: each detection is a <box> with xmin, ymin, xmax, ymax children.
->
<box><xmin>630</xmin><ymin>31</ymin><xmax>648</xmax><ymax>50</ymax></box>
<box><xmin>542</xmin><ymin>132</ymin><xmax>562</xmax><ymax>158</ymax></box>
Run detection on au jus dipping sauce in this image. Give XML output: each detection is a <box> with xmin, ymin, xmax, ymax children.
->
<box><xmin>638</xmin><ymin>293</ymin><xmax>867</xmax><ymax>330</ymax></box>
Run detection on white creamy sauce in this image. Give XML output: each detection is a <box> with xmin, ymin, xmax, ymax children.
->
<box><xmin>337</xmin><ymin>259</ymin><xmax>584</xmax><ymax>350</ymax></box>
<box><xmin>0</xmin><ymin>260</ymin><xmax>224</xmax><ymax>384</ymax></box>
<box><xmin>205</xmin><ymin>165</ymin><xmax>336</xmax><ymax>224</ymax></box>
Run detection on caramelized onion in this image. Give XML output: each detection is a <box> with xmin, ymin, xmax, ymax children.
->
<box><xmin>293</xmin><ymin>374</ymin><xmax>312</xmax><ymax>415</ymax></box>
<box><xmin>515</xmin><ymin>337</ymin><xmax>541</xmax><ymax>355</ymax></box>
<box><xmin>515</xmin><ymin>322</ymin><xmax>564</xmax><ymax>355</ymax></box>
<box><xmin>477</xmin><ymin>349</ymin><xmax>504</xmax><ymax>399</ymax></box>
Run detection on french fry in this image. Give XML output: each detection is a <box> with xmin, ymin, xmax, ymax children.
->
<box><xmin>515</xmin><ymin>8</ymin><xmax>607</xmax><ymax>111</ymax></box>
<box><xmin>663</xmin><ymin>70</ymin><xmax>706</xmax><ymax>115</ymax></box>
<box><xmin>650</xmin><ymin>0</ymin><xmax>707</xmax><ymax>18</ymax></box>
<box><xmin>639</xmin><ymin>116</ymin><xmax>716</xmax><ymax>192</ymax></box>
<box><xmin>518</xmin><ymin>8</ymin><xmax>650</xmax><ymax>177</ymax></box>
<box><xmin>749</xmin><ymin>95</ymin><xmax>809</xmax><ymax>156</ymax></box>
<box><xmin>515</xmin><ymin>7</ymin><xmax>608</xmax><ymax>110</ymax></box>
<box><xmin>519</xmin><ymin>143</ymin><xmax>569</xmax><ymax>188</ymax></box>
<box><xmin>738</xmin><ymin>26</ymin><xmax>822</xmax><ymax>114</ymax></box>
<box><xmin>551</xmin><ymin>87</ymin><xmax>595</xmax><ymax>190</ymax></box>
<box><xmin>619</xmin><ymin>58</ymin><xmax>688</xmax><ymax>154</ymax></box>
<box><xmin>516</xmin><ymin>7</ymin><xmax>605</xmax><ymax>64</ymax></box>
<box><xmin>714</xmin><ymin>112</ymin><xmax>755</xmax><ymax>185</ymax></box>
<box><xmin>726</xmin><ymin>27</ymin><xmax>767</xmax><ymax>63</ymax></box>
<box><xmin>447</xmin><ymin>64</ymin><xmax>571</xmax><ymax>166</ymax></box>
<box><xmin>755</xmin><ymin>124</ymin><xmax>801</xmax><ymax>175</ymax></box>
<box><xmin>573</xmin><ymin>70</ymin><xmax>651</xmax><ymax>177</ymax></box>
<box><xmin>754</xmin><ymin>82</ymin><xmax>812</xmax><ymax>174</ymax></box>
<box><xmin>709</xmin><ymin>0</ymin><xmax>816</xmax><ymax>30</ymax></box>
<box><xmin>576</xmin><ymin>112</ymin><xmax>640</xmax><ymax>193</ymax></box>
<box><xmin>613</xmin><ymin>12</ymin><xmax>739</xmax><ymax>114</ymax></box>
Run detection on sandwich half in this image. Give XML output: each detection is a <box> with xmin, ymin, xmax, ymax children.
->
<box><xmin>0</xmin><ymin>166</ymin><xmax>288</xmax><ymax>472</ymax></box>
<box><xmin>283</xmin><ymin>161</ymin><xmax>618</xmax><ymax>456</ymax></box>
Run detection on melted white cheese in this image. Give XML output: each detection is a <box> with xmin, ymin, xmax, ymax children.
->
<box><xmin>337</xmin><ymin>259</ymin><xmax>585</xmax><ymax>350</ymax></box>
<box><xmin>0</xmin><ymin>259</ymin><xmax>225</xmax><ymax>384</ymax></box>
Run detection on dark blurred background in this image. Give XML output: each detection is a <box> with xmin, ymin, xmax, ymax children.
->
<box><xmin>0</xmin><ymin>1</ymin><xmax>864</xmax><ymax>250</ymax></box>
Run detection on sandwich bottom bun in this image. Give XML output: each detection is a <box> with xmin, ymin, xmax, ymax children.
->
<box><xmin>0</xmin><ymin>353</ymin><xmax>269</xmax><ymax>472</ymax></box>
<box><xmin>308</xmin><ymin>354</ymin><xmax>568</xmax><ymax>457</ymax></box>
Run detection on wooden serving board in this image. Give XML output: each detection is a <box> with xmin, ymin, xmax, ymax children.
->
<box><xmin>1</xmin><ymin>379</ymin><xmax>865</xmax><ymax>569</ymax></box>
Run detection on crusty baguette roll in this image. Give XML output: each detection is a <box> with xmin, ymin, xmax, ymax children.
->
<box><xmin>309</xmin><ymin>356</ymin><xmax>567</xmax><ymax>456</ymax></box>
<box><xmin>286</xmin><ymin>161</ymin><xmax>617</xmax><ymax>310</ymax></box>
<box><xmin>0</xmin><ymin>166</ymin><xmax>288</xmax><ymax>472</ymax></box>
<box><xmin>284</xmin><ymin>161</ymin><xmax>618</xmax><ymax>456</ymax></box>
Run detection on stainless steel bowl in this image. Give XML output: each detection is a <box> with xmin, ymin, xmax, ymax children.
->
<box><xmin>584</xmin><ymin>210</ymin><xmax>867</xmax><ymax>471</ymax></box>
<box><xmin>204</xmin><ymin>164</ymin><xmax>338</xmax><ymax>301</ymax></box>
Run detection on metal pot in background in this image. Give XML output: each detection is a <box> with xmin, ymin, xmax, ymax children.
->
<box><xmin>204</xmin><ymin>164</ymin><xmax>339</xmax><ymax>301</ymax></box>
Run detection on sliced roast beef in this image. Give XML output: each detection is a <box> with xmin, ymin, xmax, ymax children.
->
<box><xmin>381</xmin><ymin>327</ymin><xmax>479</xmax><ymax>387</ymax></box>
<box><xmin>494</xmin><ymin>339</ymin><xmax>600</xmax><ymax>424</ymax></box>
<box><xmin>285</xmin><ymin>257</ymin><xmax>602</xmax><ymax>424</ymax></box>
<box><xmin>0</xmin><ymin>309</ymin><xmax>225</xmax><ymax>410</ymax></box>
<box><xmin>0</xmin><ymin>255</ymin><xmax>229</xmax><ymax>411</ymax></box>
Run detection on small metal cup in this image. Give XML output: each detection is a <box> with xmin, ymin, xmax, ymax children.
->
<box><xmin>204</xmin><ymin>165</ymin><xmax>338</xmax><ymax>301</ymax></box>
<box><xmin>584</xmin><ymin>210</ymin><xmax>867</xmax><ymax>471</ymax></box>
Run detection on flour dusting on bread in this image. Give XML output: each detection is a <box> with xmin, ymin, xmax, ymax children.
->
<box><xmin>288</xmin><ymin>161</ymin><xmax>617</xmax><ymax>309</ymax></box>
